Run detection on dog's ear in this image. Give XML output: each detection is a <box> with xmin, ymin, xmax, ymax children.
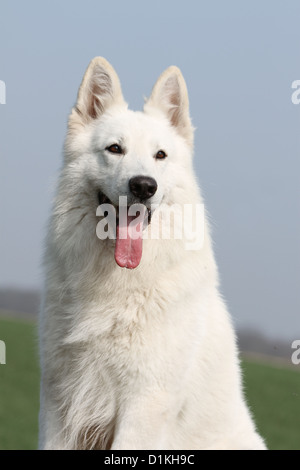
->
<box><xmin>70</xmin><ymin>57</ymin><xmax>126</xmax><ymax>128</ymax></box>
<box><xmin>144</xmin><ymin>66</ymin><xmax>194</xmax><ymax>146</ymax></box>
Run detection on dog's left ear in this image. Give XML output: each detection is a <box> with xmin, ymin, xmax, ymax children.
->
<box><xmin>144</xmin><ymin>66</ymin><xmax>194</xmax><ymax>146</ymax></box>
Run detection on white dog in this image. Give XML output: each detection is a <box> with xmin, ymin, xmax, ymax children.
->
<box><xmin>39</xmin><ymin>57</ymin><xmax>266</xmax><ymax>450</ymax></box>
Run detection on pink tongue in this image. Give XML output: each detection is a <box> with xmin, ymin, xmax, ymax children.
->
<box><xmin>115</xmin><ymin>214</ymin><xmax>143</xmax><ymax>269</ymax></box>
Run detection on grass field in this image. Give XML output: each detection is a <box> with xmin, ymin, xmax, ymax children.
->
<box><xmin>0</xmin><ymin>316</ymin><xmax>299</xmax><ymax>450</ymax></box>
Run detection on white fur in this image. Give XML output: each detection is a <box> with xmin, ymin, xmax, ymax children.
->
<box><xmin>39</xmin><ymin>57</ymin><xmax>266</xmax><ymax>450</ymax></box>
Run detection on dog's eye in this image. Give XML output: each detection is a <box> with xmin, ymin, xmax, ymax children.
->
<box><xmin>106</xmin><ymin>144</ymin><xmax>123</xmax><ymax>154</ymax></box>
<box><xmin>155</xmin><ymin>150</ymin><xmax>167</xmax><ymax>160</ymax></box>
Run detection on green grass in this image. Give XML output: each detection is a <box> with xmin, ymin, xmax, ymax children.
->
<box><xmin>0</xmin><ymin>316</ymin><xmax>299</xmax><ymax>450</ymax></box>
<box><xmin>242</xmin><ymin>360</ymin><xmax>300</xmax><ymax>450</ymax></box>
<box><xmin>0</xmin><ymin>316</ymin><xmax>39</xmax><ymax>450</ymax></box>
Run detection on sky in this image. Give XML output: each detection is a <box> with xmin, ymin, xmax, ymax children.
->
<box><xmin>0</xmin><ymin>1</ymin><xmax>299</xmax><ymax>339</ymax></box>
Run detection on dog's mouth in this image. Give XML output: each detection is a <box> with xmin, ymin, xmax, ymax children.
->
<box><xmin>97</xmin><ymin>191</ymin><xmax>152</xmax><ymax>227</ymax></box>
<box><xmin>97</xmin><ymin>190</ymin><xmax>153</xmax><ymax>270</ymax></box>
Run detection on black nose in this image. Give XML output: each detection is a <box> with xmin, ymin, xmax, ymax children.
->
<box><xmin>129</xmin><ymin>176</ymin><xmax>158</xmax><ymax>200</ymax></box>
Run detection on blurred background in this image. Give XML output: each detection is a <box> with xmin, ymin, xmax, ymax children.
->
<box><xmin>0</xmin><ymin>0</ymin><xmax>299</xmax><ymax>450</ymax></box>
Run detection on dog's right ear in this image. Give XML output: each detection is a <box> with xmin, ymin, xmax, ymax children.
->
<box><xmin>69</xmin><ymin>57</ymin><xmax>126</xmax><ymax>129</ymax></box>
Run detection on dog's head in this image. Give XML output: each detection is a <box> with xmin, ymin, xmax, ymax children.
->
<box><xmin>63</xmin><ymin>57</ymin><xmax>197</xmax><ymax>269</ymax></box>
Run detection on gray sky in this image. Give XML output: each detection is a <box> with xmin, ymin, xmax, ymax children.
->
<box><xmin>0</xmin><ymin>1</ymin><xmax>299</xmax><ymax>339</ymax></box>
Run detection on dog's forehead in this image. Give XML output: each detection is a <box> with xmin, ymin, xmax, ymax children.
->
<box><xmin>94</xmin><ymin>108</ymin><xmax>173</xmax><ymax>147</ymax></box>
